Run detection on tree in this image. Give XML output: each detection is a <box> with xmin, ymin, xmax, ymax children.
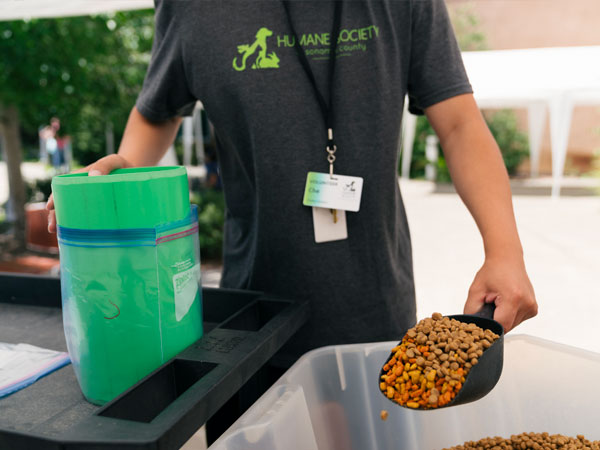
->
<box><xmin>0</xmin><ymin>11</ymin><xmax>154</xmax><ymax>248</ymax></box>
<box><xmin>0</xmin><ymin>105</ymin><xmax>26</xmax><ymax>247</ymax></box>
<box><xmin>450</xmin><ymin>3</ymin><xmax>488</xmax><ymax>52</ymax></box>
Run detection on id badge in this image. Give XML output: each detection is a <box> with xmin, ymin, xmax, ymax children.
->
<box><xmin>312</xmin><ymin>207</ymin><xmax>347</xmax><ymax>243</ymax></box>
<box><xmin>303</xmin><ymin>172</ymin><xmax>363</xmax><ymax>212</ymax></box>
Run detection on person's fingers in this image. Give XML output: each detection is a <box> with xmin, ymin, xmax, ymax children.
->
<box><xmin>508</xmin><ymin>291</ymin><xmax>538</xmax><ymax>331</ymax></box>
<box><xmin>46</xmin><ymin>193</ymin><xmax>54</xmax><ymax>211</ymax></box>
<box><xmin>72</xmin><ymin>166</ymin><xmax>89</xmax><ymax>174</ymax></box>
<box><xmin>46</xmin><ymin>159</ymin><xmax>108</xmax><ymax>214</ymax></box>
<box><xmin>463</xmin><ymin>280</ymin><xmax>486</xmax><ymax>315</ymax></box>
<box><xmin>491</xmin><ymin>293</ymin><xmax>520</xmax><ymax>333</ymax></box>
<box><xmin>45</xmin><ymin>155</ymin><xmax>131</xmax><ymax>234</ymax></box>
<box><xmin>48</xmin><ymin>209</ymin><xmax>57</xmax><ymax>234</ymax></box>
<box><xmin>87</xmin><ymin>154</ymin><xmax>131</xmax><ymax>176</ymax></box>
<box><xmin>46</xmin><ymin>192</ymin><xmax>57</xmax><ymax>233</ymax></box>
<box><xmin>484</xmin><ymin>292</ymin><xmax>498</xmax><ymax>303</ymax></box>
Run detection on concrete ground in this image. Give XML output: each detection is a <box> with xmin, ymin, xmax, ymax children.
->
<box><xmin>401</xmin><ymin>179</ymin><xmax>600</xmax><ymax>354</ymax></box>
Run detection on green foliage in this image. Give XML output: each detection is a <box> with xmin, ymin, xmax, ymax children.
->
<box><xmin>405</xmin><ymin>110</ymin><xmax>529</xmax><ymax>182</ymax></box>
<box><xmin>486</xmin><ymin>110</ymin><xmax>529</xmax><ymax>175</ymax></box>
<box><xmin>435</xmin><ymin>156</ymin><xmax>452</xmax><ymax>184</ymax></box>
<box><xmin>402</xmin><ymin>116</ymin><xmax>454</xmax><ymax>182</ymax></box>
<box><xmin>190</xmin><ymin>189</ymin><xmax>225</xmax><ymax>262</ymax></box>
<box><xmin>0</xmin><ymin>11</ymin><xmax>154</xmax><ymax>165</ymax></box>
<box><xmin>406</xmin><ymin>115</ymin><xmax>433</xmax><ymax>179</ymax></box>
<box><xmin>0</xmin><ymin>216</ymin><xmax>9</xmax><ymax>234</ymax></box>
<box><xmin>450</xmin><ymin>3</ymin><xmax>488</xmax><ymax>51</ymax></box>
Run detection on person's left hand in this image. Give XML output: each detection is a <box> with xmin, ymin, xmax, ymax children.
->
<box><xmin>464</xmin><ymin>254</ymin><xmax>538</xmax><ymax>333</ymax></box>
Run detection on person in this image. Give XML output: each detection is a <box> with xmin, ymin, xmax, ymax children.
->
<box><xmin>39</xmin><ymin>117</ymin><xmax>62</xmax><ymax>169</ymax></box>
<box><xmin>203</xmin><ymin>145</ymin><xmax>222</xmax><ymax>191</ymax></box>
<box><xmin>48</xmin><ymin>0</ymin><xmax>537</xmax><ymax>366</ymax></box>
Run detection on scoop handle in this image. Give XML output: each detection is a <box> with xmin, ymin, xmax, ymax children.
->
<box><xmin>473</xmin><ymin>302</ymin><xmax>496</xmax><ymax>320</ymax></box>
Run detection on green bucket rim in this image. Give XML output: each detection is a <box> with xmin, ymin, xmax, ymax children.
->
<box><xmin>52</xmin><ymin>166</ymin><xmax>187</xmax><ymax>185</ymax></box>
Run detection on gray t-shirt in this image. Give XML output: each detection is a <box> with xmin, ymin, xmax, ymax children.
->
<box><xmin>137</xmin><ymin>0</ymin><xmax>472</xmax><ymax>362</ymax></box>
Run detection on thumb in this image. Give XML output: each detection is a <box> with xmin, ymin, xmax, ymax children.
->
<box><xmin>489</xmin><ymin>296</ymin><xmax>517</xmax><ymax>333</ymax></box>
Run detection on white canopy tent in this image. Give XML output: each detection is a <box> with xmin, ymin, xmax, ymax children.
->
<box><xmin>0</xmin><ymin>0</ymin><xmax>153</xmax><ymax>21</ymax></box>
<box><xmin>401</xmin><ymin>45</ymin><xmax>600</xmax><ymax>197</ymax></box>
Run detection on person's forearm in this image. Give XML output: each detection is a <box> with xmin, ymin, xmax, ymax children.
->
<box><xmin>426</xmin><ymin>95</ymin><xmax>523</xmax><ymax>260</ymax></box>
<box><xmin>425</xmin><ymin>94</ymin><xmax>537</xmax><ymax>330</ymax></box>
<box><xmin>117</xmin><ymin>106</ymin><xmax>183</xmax><ymax>167</ymax></box>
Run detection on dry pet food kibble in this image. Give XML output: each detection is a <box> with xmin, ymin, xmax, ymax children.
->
<box><xmin>379</xmin><ymin>410</ymin><xmax>388</xmax><ymax>421</ymax></box>
<box><xmin>442</xmin><ymin>432</ymin><xmax>600</xmax><ymax>450</ymax></box>
<box><xmin>379</xmin><ymin>312</ymin><xmax>499</xmax><ymax>409</ymax></box>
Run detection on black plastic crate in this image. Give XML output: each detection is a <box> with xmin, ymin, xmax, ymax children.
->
<box><xmin>0</xmin><ymin>272</ymin><xmax>308</xmax><ymax>449</ymax></box>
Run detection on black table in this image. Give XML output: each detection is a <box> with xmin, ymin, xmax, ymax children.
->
<box><xmin>0</xmin><ymin>273</ymin><xmax>308</xmax><ymax>449</ymax></box>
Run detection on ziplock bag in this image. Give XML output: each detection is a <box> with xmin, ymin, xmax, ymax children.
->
<box><xmin>58</xmin><ymin>205</ymin><xmax>203</xmax><ymax>405</ymax></box>
<box><xmin>0</xmin><ymin>343</ymin><xmax>70</xmax><ymax>398</ymax></box>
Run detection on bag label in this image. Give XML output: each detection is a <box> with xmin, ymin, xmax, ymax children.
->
<box><xmin>173</xmin><ymin>263</ymin><xmax>201</xmax><ymax>321</ymax></box>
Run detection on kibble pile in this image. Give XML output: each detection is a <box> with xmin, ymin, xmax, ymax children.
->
<box><xmin>379</xmin><ymin>312</ymin><xmax>499</xmax><ymax>409</ymax></box>
<box><xmin>442</xmin><ymin>432</ymin><xmax>600</xmax><ymax>450</ymax></box>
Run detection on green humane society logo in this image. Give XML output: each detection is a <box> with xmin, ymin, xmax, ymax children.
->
<box><xmin>233</xmin><ymin>24</ymin><xmax>380</xmax><ymax>71</ymax></box>
<box><xmin>232</xmin><ymin>27</ymin><xmax>280</xmax><ymax>71</ymax></box>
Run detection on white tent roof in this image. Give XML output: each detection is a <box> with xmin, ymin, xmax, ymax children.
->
<box><xmin>462</xmin><ymin>46</ymin><xmax>600</xmax><ymax>106</ymax></box>
<box><xmin>0</xmin><ymin>0</ymin><xmax>153</xmax><ymax>21</ymax></box>
<box><xmin>401</xmin><ymin>45</ymin><xmax>600</xmax><ymax>197</ymax></box>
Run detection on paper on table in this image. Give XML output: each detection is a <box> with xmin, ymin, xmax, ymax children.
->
<box><xmin>0</xmin><ymin>343</ymin><xmax>70</xmax><ymax>398</ymax></box>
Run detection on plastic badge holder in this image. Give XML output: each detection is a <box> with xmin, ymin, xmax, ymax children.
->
<box><xmin>52</xmin><ymin>167</ymin><xmax>203</xmax><ymax>405</ymax></box>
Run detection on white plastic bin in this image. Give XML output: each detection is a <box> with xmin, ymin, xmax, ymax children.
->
<box><xmin>210</xmin><ymin>335</ymin><xmax>600</xmax><ymax>450</ymax></box>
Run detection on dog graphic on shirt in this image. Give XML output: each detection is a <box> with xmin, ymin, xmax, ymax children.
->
<box><xmin>233</xmin><ymin>27</ymin><xmax>280</xmax><ymax>71</ymax></box>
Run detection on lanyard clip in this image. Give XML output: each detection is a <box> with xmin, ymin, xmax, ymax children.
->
<box><xmin>326</xmin><ymin>128</ymin><xmax>337</xmax><ymax>178</ymax></box>
<box><xmin>326</xmin><ymin>128</ymin><xmax>335</xmax><ymax>151</ymax></box>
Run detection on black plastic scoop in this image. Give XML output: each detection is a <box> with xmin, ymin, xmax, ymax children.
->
<box><xmin>379</xmin><ymin>303</ymin><xmax>504</xmax><ymax>409</ymax></box>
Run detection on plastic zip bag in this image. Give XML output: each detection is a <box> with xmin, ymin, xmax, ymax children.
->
<box><xmin>0</xmin><ymin>343</ymin><xmax>70</xmax><ymax>398</ymax></box>
<box><xmin>58</xmin><ymin>205</ymin><xmax>203</xmax><ymax>405</ymax></box>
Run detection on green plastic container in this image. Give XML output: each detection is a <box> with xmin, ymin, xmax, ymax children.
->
<box><xmin>52</xmin><ymin>166</ymin><xmax>190</xmax><ymax>229</ymax></box>
<box><xmin>53</xmin><ymin>167</ymin><xmax>203</xmax><ymax>405</ymax></box>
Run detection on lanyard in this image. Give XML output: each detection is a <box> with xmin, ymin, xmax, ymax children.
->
<box><xmin>281</xmin><ymin>0</ymin><xmax>343</xmax><ymax>177</ymax></box>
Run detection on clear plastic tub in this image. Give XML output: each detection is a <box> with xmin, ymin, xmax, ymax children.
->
<box><xmin>210</xmin><ymin>335</ymin><xmax>600</xmax><ymax>450</ymax></box>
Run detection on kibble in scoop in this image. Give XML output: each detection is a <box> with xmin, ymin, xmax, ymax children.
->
<box><xmin>380</xmin><ymin>312</ymin><xmax>499</xmax><ymax>409</ymax></box>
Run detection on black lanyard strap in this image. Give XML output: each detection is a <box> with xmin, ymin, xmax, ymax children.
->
<box><xmin>281</xmin><ymin>0</ymin><xmax>343</xmax><ymax>153</ymax></box>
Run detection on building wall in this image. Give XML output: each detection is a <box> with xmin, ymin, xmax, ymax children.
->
<box><xmin>447</xmin><ymin>0</ymin><xmax>600</xmax><ymax>175</ymax></box>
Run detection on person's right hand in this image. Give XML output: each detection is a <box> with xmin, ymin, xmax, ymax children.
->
<box><xmin>46</xmin><ymin>154</ymin><xmax>133</xmax><ymax>233</ymax></box>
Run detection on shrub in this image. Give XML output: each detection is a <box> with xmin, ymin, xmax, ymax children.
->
<box><xmin>486</xmin><ymin>110</ymin><xmax>529</xmax><ymax>175</ymax></box>
<box><xmin>190</xmin><ymin>188</ymin><xmax>225</xmax><ymax>262</ymax></box>
<box><xmin>405</xmin><ymin>109</ymin><xmax>529</xmax><ymax>182</ymax></box>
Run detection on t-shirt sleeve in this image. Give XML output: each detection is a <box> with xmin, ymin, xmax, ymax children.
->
<box><xmin>135</xmin><ymin>0</ymin><xmax>196</xmax><ymax>122</ymax></box>
<box><xmin>407</xmin><ymin>0</ymin><xmax>473</xmax><ymax>115</ymax></box>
